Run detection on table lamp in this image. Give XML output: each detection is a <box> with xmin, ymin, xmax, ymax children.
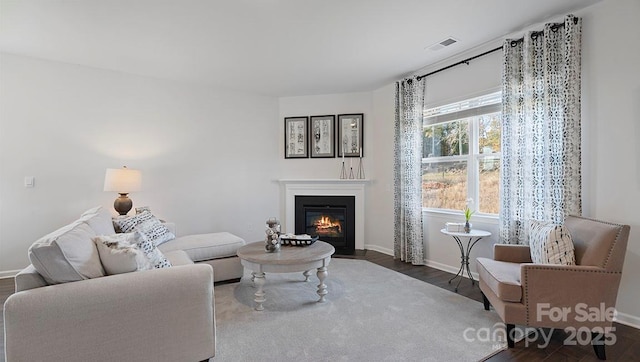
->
<box><xmin>103</xmin><ymin>166</ymin><xmax>142</xmax><ymax>215</ymax></box>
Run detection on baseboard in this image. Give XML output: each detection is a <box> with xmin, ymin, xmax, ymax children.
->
<box><xmin>364</xmin><ymin>244</ymin><xmax>394</xmax><ymax>256</ymax></box>
<box><xmin>0</xmin><ymin>269</ymin><xmax>20</xmax><ymax>279</ymax></box>
<box><xmin>424</xmin><ymin>259</ymin><xmax>479</xmax><ymax>280</ymax></box>
<box><xmin>614</xmin><ymin>310</ymin><xmax>640</xmax><ymax>329</ymax></box>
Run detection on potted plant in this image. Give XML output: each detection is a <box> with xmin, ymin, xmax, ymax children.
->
<box><xmin>464</xmin><ymin>206</ymin><xmax>474</xmax><ymax>233</ymax></box>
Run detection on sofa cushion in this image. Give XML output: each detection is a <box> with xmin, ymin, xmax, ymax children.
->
<box><xmin>529</xmin><ymin>220</ymin><xmax>576</xmax><ymax>265</ymax></box>
<box><xmin>28</xmin><ymin>221</ymin><xmax>105</xmax><ymax>284</ymax></box>
<box><xmin>14</xmin><ymin>265</ymin><xmax>48</xmax><ymax>292</ymax></box>
<box><xmin>79</xmin><ymin>206</ymin><xmax>116</xmax><ymax>235</ymax></box>
<box><xmin>158</xmin><ymin>232</ymin><xmax>245</xmax><ymax>262</ymax></box>
<box><xmin>94</xmin><ymin>233</ymin><xmax>152</xmax><ymax>275</ymax></box>
<box><xmin>164</xmin><ymin>250</ymin><xmax>194</xmax><ymax>266</ymax></box>
<box><xmin>476</xmin><ymin>257</ymin><xmax>523</xmax><ymax>302</ymax></box>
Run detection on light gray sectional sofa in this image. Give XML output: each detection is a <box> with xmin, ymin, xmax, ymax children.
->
<box><xmin>3</xmin><ymin>206</ymin><xmax>246</xmax><ymax>362</ymax></box>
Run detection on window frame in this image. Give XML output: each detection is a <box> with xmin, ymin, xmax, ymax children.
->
<box><xmin>422</xmin><ymin>92</ymin><xmax>502</xmax><ymax>216</ymax></box>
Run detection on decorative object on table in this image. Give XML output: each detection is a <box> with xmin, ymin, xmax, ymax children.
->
<box><xmin>284</xmin><ymin>116</ymin><xmax>309</xmax><ymax>158</ymax></box>
<box><xmin>357</xmin><ymin>147</ymin><xmax>365</xmax><ymax>179</ymax></box>
<box><xmin>464</xmin><ymin>204</ymin><xmax>474</xmax><ymax>233</ymax></box>
<box><xmin>337</xmin><ymin>113</ymin><xmax>363</xmax><ymax>158</ymax></box>
<box><xmin>445</xmin><ymin>222</ymin><xmax>468</xmax><ymax>233</ymax></box>
<box><xmin>103</xmin><ymin>166</ymin><xmax>142</xmax><ymax>215</ymax></box>
<box><xmin>309</xmin><ymin>115</ymin><xmax>335</xmax><ymax>158</ymax></box>
<box><xmin>280</xmin><ymin>234</ymin><xmax>319</xmax><ymax>246</ymax></box>
<box><xmin>265</xmin><ymin>218</ymin><xmax>281</xmax><ymax>252</ymax></box>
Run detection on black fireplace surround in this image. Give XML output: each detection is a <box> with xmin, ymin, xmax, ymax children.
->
<box><xmin>294</xmin><ymin>195</ymin><xmax>355</xmax><ymax>254</ymax></box>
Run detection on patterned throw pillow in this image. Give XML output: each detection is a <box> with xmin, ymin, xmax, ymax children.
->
<box><xmin>135</xmin><ymin>206</ymin><xmax>152</xmax><ymax>215</ymax></box>
<box><xmin>135</xmin><ymin>231</ymin><xmax>172</xmax><ymax>269</ymax></box>
<box><xmin>528</xmin><ymin>220</ymin><xmax>576</xmax><ymax>265</ymax></box>
<box><xmin>93</xmin><ymin>233</ymin><xmax>152</xmax><ymax>275</ymax></box>
<box><xmin>112</xmin><ymin>211</ymin><xmax>154</xmax><ymax>233</ymax></box>
<box><xmin>134</xmin><ymin>218</ymin><xmax>175</xmax><ymax>246</ymax></box>
<box><xmin>113</xmin><ymin>210</ymin><xmax>175</xmax><ymax>246</ymax></box>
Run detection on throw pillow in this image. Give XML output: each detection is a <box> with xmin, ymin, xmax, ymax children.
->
<box><xmin>134</xmin><ymin>217</ymin><xmax>175</xmax><ymax>247</ymax></box>
<box><xmin>94</xmin><ymin>233</ymin><xmax>152</xmax><ymax>275</ymax></box>
<box><xmin>28</xmin><ymin>221</ymin><xmax>105</xmax><ymax>284</ymax></box>
<box><xmin>80</xmin><ymin>206</ymin><xmax>116</xmax><ymax>235</ymax></box>
<box><xmin>135</xmin><ymin>206</ymin><xmax>152</xmax><ymax>214</ymax></box>
<box><xmin>135</xmin><ymin>231</ymin><xmax>172</xmax><ymax>269</ymax></box>
<box><xmin>528</xmin><ymin>220</ymin><xmax>576</xmax><ymax>265</ymax></box>
<box><xmin>112</xmin><ymin>210</ymin><xmax>154</xmax><ymax>233</ymax></box>
<box><xmin>112</xmin><ymin>210</ymin><xmax>175</xmax><ymax>246</ymax></box>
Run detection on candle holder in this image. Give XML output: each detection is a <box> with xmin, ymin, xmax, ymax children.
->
<box><xmin>357</xmin><ymin>156</ymin><xmax>365</xmax><ymax>179</ymax></box>
<box><xmin>340</xmin><ymin>161</ymin><xmax>347</xmax><ymax>179</ymax></box>
<box><xmin>349</xmin><ymin>166</ymin><xmax>354</xmax><ymax>179</ymax></box>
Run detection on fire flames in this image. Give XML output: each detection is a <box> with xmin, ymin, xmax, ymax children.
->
<box><xmin>313</xmin><ymin>216</ymin><xmax>342</xmax><ymax>235</ymax></box>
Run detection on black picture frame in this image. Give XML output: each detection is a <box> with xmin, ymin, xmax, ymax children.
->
<box><xmin>284</xmin><ymin>116</ymin><xmax>309</xmax><ymax>158</ymax></box>
<box><xmin>309</xmin><ymin>115</ymin><xmax>335</xmax><ymax>158</ymax></box>
<box><xmin>337</xmin><ymin>113</ymin><xmax>364</xmax><ymax>157</ymax></box>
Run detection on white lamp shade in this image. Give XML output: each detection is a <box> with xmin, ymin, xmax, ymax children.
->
<box><xmin>103</xmin><ymin>167</ymin><xmax>142</xmax><ymax>193</ymax></box>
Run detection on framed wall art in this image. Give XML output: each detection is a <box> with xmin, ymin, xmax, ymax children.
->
<box><xmin>284</xmin><ymin>116</ymin><xmax>308</xmax><ymax>158</ymax></box>
<box><xmin>309</xmin><ymin>115</ymin><xmax>335</xmax><ymax>158</ymax></box>
<box><xmin>337</xmin><ymin>113</ymin><xmax>364</xmax><ymax>157</ymax></box>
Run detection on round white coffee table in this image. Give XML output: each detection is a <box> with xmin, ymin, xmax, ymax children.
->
<box><xmin>440</xmin><ymin>228</ymin><xmax>491</xmax><ymax>292</ymax></box>
<box><xmin>236</xmin><ymin>241</ymin><xmax>335</xmax><ymax>311</ymax></box>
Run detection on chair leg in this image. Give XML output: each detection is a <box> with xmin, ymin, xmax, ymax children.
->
<box><xmin>591</xmin><ymin>332</ymin><xmax>606</xmax><ymax>360</ymax></box>
<box><xmin>481</xmin><ymin>292</ymin><xmax>490</xmax><ymax>311</ymax></box>
<box><xmin>506</xmin><ymin>324</ymin><xmax>515</xmax><ymax>348</ymax></box>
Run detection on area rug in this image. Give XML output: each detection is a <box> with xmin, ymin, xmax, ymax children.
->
<box><xmin>213</xmin><ymin>259</ymin><xmax>507</xmax><ymax>361</ymax></box>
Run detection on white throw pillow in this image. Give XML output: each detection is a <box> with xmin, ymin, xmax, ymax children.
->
<box><xmin>28</xmin><ymin>221</ymin><xmax>105</xmax><ymax>284</ymax></box>
<box><xmin>94</xmin><ymin>233</ymin><xmax>152</xmax><ymax>275</ymax></box>
<box><xmin>80</xmin><ymin>206</ymin><xmax>116</xmax><ymax>235</ymax></box>
<box><xmin>135</xmin><ymin>231</ymin><xmax>172</xmax><ymax>269</ymax></box>
<box><xmin>529</xmin><ymin>220</ymin><xmax>576</xmax><ymax>265</ymax></box>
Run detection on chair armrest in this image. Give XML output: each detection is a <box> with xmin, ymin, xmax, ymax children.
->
<box><xmin>4</xmin><ymin>264</ymin><xmax>215</xmax><ymax>362</ymax></box>
<box><xmin>494</xmin><ymin>244</ymin><xmax>532</xmax><ymax>263</ymax></box>
<box><xmin>521</xmin><ymin>264</ymin><xmax>622</xmax><ymax>328</ymax></box>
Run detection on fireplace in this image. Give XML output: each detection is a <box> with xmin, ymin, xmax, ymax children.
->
<box><xmin>295</xmin><ymin>195</ymin><xmax>355</xmax><ymax>254</ymax></box>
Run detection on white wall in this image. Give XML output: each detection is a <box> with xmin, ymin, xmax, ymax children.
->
<box><xmin>577</xmin><ymin>0</ymin><xmax>640</xmax><ymax>326</ymax></box>
<box><xmin>367</xmin><ymin>0</ymin><xmax>640</xmax><ymax>324</ymax></box>
<box><xmin>0</xmin><ymin>53</ymin><xmax>280</xmax><ymax>272</ymax></box>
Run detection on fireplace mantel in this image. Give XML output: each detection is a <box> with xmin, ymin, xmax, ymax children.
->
<box><xmin>278</xmin><ymin>179</ymin><xmax>369</xmax><ymax>250</ymax></box>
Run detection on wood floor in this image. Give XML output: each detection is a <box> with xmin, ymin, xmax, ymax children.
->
<box><xmin>357</xmin><ymin>251</ymin><xmax>640</xmax><ymax>362</ymax></box>
<box><xmin>2</xmin><ymin>251</ymin><xmax>639</xmax><ymax>361</ymax></box>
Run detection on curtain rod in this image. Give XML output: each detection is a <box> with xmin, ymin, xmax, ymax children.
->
<box><xmin>416</xmin><ymin>17</ymin><xmax>578</xmax><ymax>81</ymax></box>
<box><xmin>416</xmin><ymin>46</ymin><xmax>502</xmax><ymax>81</ymax></box>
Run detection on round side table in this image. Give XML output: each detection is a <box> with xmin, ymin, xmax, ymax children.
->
<box><xmin>440</xmin><ymin>228</ymin><xmax>491</xmax><ymax>292</ymax></box>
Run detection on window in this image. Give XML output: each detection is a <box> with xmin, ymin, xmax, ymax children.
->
<box><xmin>422</xmin><ymin>92</ymin><xmax>501</xmax><ymax>214</ymax></box>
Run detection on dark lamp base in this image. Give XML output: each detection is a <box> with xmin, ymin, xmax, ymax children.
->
<box><xmin>114</xmin><ymin>193</ymin><xmax>133</xmax><ymax>215</ymax></box>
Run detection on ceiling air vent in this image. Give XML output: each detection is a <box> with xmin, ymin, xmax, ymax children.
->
<box><xmin>426</xmin><ymin>37</ymin><xmax>459</xmax><ymax>51</ymax></box>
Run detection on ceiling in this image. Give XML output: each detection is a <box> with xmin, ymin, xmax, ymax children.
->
<box><xmin>0</xmin><ymin>0</ymin><xmax>600</xmax><ymax>97</ymax></box>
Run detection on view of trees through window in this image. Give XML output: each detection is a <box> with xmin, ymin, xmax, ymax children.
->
<box><xmin>422</xmin><ymin>93</ymin><xmax>501</xmax><ymax>214</ymax></box>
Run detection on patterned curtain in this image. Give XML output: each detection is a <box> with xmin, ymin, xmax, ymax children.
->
<box><xmin>500</xmin><ymin>15</ymin><xmax>582</xmax><ymax>244</ymax></box>
<box><xmin>394</xmin><ymin>76</ymin><xmax>426</xmax><ymax>264</ymax></box>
